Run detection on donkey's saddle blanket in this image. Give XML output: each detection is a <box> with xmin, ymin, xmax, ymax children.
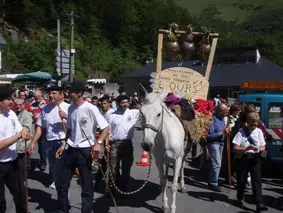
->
<box><xmin>165</xmin><ymin>95</ymin><xmax>195</xmax><ymax>121</ymax></box>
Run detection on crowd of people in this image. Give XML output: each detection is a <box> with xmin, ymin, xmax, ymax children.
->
<box><xmin>0</xmin><ymin>82</ymin><xmax>272</xmax><ymax>213</ymax></box>
<box><xmin>207</xmin><ymin>102</ymin><xmax>269</xmax><ymax>213</ymax></box>
<box><xmin>0</xmin><ymin>82</ymin><xmax>142</xmax><ymax>213</ymax></box>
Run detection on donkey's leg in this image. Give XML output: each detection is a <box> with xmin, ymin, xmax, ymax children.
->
<box><xmin>179</xmin><ymin>156</ymin><xmax>186</xmax><ymax>193</ymax></box>
<box><xmin>156</xmin><ymin>159</ymin><xmax>169</xmax><ymax>210</ymax></box>
<box><xmin>170</xmin><ymin>157</ymin><xmax>182</xmax><ymax>213</ymax></box>
<box><xmin>179</xmin><ymin>141</ymin><xmax>192</xmax><ymax>192</ymax></box>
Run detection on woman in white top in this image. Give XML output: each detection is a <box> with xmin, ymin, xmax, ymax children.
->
<box><xmin>232</xmin><ymin>112</ymin><xmax>268</xmax><ymax>213</ymax></box>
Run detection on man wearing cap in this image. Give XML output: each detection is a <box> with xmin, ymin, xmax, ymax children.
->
<box><xmin>30</xmin><ymin>85</ymin><xmax>69</xmax><ymax>189</ymax></box>
<box><xmin>0</xmin><ymin>87</ymin><xmax>30</xmax><ymax>213</ymax></box>
<box><xmin>55</xmin><ymin>81</ymin><xmax>109</xmax><ymax>213</ymax></box>
<box><xmin>108</xmin><ymin>94</ymin><xmax>139</xmax><ymax>193</ymax></box>
<box><xmin>130</xmin><ymin>92</ymin><xmax>140</xmax><ymax>109</ymax></box>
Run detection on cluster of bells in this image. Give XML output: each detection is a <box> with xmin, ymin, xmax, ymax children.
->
<box><xmin>165</xmin><ymin>24</ymin><xmax>212</xmax><ymax>61</ymax></box>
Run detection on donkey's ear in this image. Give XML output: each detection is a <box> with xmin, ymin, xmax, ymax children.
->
<box><xmin>138</xmin><ymin>83</ymin><xmax>148</xmax><ymax>102</ymax></box>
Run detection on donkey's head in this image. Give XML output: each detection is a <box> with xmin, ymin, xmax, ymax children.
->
<box><xmin>139</xmin><ymin>85</ymin><xmax>168</xmax><ymax>152</ymax></box>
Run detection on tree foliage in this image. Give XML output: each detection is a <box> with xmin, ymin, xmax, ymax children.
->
<box><xmin>1</xmin><ymin>0</ymin><xmax>283</xmax><ymax>81</ymax></box>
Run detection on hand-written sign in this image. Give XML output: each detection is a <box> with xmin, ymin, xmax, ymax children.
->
<box><xmin>153</xmin><ymin>67</ymin><xmax>209</xmax><ymax>99</ymax></box>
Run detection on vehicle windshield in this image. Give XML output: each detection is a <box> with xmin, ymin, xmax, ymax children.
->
<box><xmin>268</xmin><ymin>103</ymin><xmax>283</xmax><ymax>129</ymax></box>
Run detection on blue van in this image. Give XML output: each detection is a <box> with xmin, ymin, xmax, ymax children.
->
<box><xmin>239</xmin><ymin>94</ymin><xmax>283</xmax><ymax>163</ymax></box>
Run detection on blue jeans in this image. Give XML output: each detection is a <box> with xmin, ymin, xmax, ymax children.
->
<box><xmin>56</xmin><ymin>146</ymin><xmax>93</xmax><ymax>213</ymax></box>
<box><xmin>209</xmin><ymin>142</ymin><xmax>224</xmax><ymax>185</ymax></box>
<box><xmin>44</xmin><ymin>140</ymin><xmax>63</xmax><ymax>182</ymax></box>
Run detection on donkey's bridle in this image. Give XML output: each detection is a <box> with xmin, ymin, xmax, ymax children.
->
<box><xmin>140</xmin><ymin>105</ymin><xmax>165</xmax><ymax>133</ymax></box>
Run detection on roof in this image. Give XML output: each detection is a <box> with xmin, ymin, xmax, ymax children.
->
<box><xmin>0</xmin><ymin>74</ymin><xmax>22</xmax><ymax>80</ymax></box>
<box><xmin>123</xmin><ymin>57</ymin><xmax>283</xmax><ymax>87</ymax></box>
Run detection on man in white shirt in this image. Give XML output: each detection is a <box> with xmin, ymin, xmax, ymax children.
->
<box><xmin>95</xmin><ymin>95</ymin><xmax>114</xmax><ymax>188</ymax></box>
<box><xmin>0</xmin><ymin>87</ymin><xmax>30</xmax><ymax>213</ymax></box>
<box><xmin>55</xmin><ymin>81</ymin><xmax>109</xmax><ymax>213</ymax></box>
<box><xmin>108</xmin><ymin>95</ymin><xmax>139</xmax><ymax>193</ymax></box>
<box><xmin>214</xmin><ymin>94</ymin><xmax>221</xmax><ymax>106</ymax></box>
<box><xmin>5</xmin><ymin>100</ymin><xmax>33</xmax><ymax>213</ymax></box>
<box><xmin>30</xmin><ymin>86</ymin><xmax>69</xmax><ymax>189</ymax></box>
<box><xmin>100</xmin><ymin>95</ymin><xmax>114</xmax><ymax>122</ymax></box>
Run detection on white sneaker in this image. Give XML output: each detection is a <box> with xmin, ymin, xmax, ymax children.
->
<box><xmin>49</xmin><ymin>182</ymin><xmax>56</xmax><ymax>189</ymax></box>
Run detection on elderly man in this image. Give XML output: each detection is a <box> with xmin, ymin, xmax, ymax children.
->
<box><xmin>14</xmin><ymin>98</ymin><xmax>33</xmax><ymax>211</ymax></box>
<box><xmin>12</xmin><ymin>88</ymin><xmax>31</xmax><ymax>112</ymax></box>
<box><xmin>30</xmin><ymin>89</ymin><xmax>48</xmax><ymax>171</ymax></box>
<box><xmin>207</xmin><ymin>103</ymin><xmax>229</xmax><ymax>192</ymax></box>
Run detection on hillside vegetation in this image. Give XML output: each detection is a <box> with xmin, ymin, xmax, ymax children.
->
<box><xmin>176</xmin><ymin>0</ymin><xmax>283</xmax><ymax>22</ymax></box>
<box><xmin>0</xmin><ymin>0</ymin><xmax>283</xmax><ymax>83</ymax></box>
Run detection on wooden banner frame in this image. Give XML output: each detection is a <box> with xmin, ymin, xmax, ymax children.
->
<box><xmin>154</xmin><ymin>28</ymin><xmax>219</xmax><ymax>99</ymax></box>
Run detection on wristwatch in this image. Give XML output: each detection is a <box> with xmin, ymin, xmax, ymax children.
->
<box><xmin>97</xmin><ymin>140</ymin><xmax>103</xmax><ymax>145</ymax></box>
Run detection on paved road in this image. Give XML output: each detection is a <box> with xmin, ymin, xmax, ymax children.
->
<box><xmin>6</xmin><ymin>130</ymin><xmax>283</xmax><ymax>213</ymax></box>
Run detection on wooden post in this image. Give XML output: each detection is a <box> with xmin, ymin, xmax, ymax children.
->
<box><xmin>156</xmin><ymin>33</ymin><xmax>163</xmax><ymax>73</ymax></box>
<box><xmin>204</xmin><ymin>37</ymin><xmax>218</xmax><ymax>81</ymax></box>
<box><xmin>226</xmin><ymin>132</ymin><xmax>232</xmax><ymax>191</ymax></box>
<box><xmin>24</xmin><ymin>141</ymin><xmax>29</xmax><ymax>213</ymax></box>
<box><xmin>154</xmin><ymin>33</ymin><xmax>163</xmax><ymax>92</ymax></box>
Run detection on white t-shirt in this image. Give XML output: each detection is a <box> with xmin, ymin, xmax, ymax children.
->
<box><xmin>109</xmin><ymin>108</ymin><xmax>139</xmax><ymax>141</ymax></box>
<box><xmin>232</xmin><ymin>127</ymin><xmax>266</xmax><ymax>153</ymax></box>
<box><xmin>111</xmin><ymin>101</ymin><xmax>117</xmax><ymax>111</ymax></box>
<box><xmin>5</xmin><ymin>110</ymin><xmax>23</xmax><ymax>133</ymax></box>
<box><xmin>0</xmin><ymin>112</ymin><xmax>22</xmax><ymax>162</ymax></box>
<box><xmin>214</xmin><ymin>97</ymin><xmax>221</xmax><ymax>106</ymax></box>
<box><xmin>66</xmin><ymin>101</ymin><xmax>109</xmax><ymax>148</ymax></box>
<box><xmin>102</xmin><ymin>108</ymin><xmax>114</xmax><ymax>123</ymax></box>
<box><xmin>36</xmin><ymin>102</ymin><xmax>70</xmax><ymax>141</ymax></box>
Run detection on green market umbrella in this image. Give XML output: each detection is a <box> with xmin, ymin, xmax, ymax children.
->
<box><xmin>13</xmin><ymin>71</ymin><xmax>63</xmax><ymax>82</ymax></box>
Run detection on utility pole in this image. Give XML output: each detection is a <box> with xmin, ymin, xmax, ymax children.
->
<box><xmin>57</xmin><ymin>19</ymin><xmax>62</xmax><ymax>76</ymax></box>
<box><xmin>69</xmin><ymin>10</ymin><xmax>75</xmax><ymax>83</ymax></box>
<box><xmin>2</xmin><ymin>0</ymin><xmax>5</xmax><ymax>18</ymax></box>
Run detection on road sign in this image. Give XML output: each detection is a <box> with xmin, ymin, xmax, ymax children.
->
<box><xmin>56</xmin><ymin>62</ymin><xmax>69</xmax><ymax>69</ymax></box>
<box><xmin>56</xmin><ymin>57</ymin><xmax>69</xmax><ymax>63</ymax></box>
<box><xmin>56</xmin><ymin>48</ymin><xmax>73</xmax><ymax>75</ymax></box>
<box><xmin>56</xmin><ymin>49</ymin><xmax>70</xmax><ymax>57</ymax></box>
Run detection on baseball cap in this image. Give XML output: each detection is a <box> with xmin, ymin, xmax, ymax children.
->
<box><xmin>68</xmin><ymin>81</ymin><xmax>86</xmax><ymax>93</ymax></box>
<box><xmin>0</xmin><ymin>87</ymin><xmax>12</xmax><ymax>101</ymax></box>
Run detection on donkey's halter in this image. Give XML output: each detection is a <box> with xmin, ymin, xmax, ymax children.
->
<box><xmin>140</xmin><ymin>104</ymin><xmax>166</xmax><ymax>133</ymax></box>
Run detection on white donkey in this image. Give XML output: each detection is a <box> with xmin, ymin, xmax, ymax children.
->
<box><xmin>140</xmin><ymin>90</ymin><xmax>186</xmax><ymax>213</ymax></box>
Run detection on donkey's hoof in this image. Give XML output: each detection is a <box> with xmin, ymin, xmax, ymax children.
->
<box><xmin>162</xmin><ymin>207</ymin><xmax>170</xmax><ymax>213</ymax></box>
<box><xmin>178</xmin><ymin>185</ymin><xmax>186</xmax><ymax>193</ymax></box>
